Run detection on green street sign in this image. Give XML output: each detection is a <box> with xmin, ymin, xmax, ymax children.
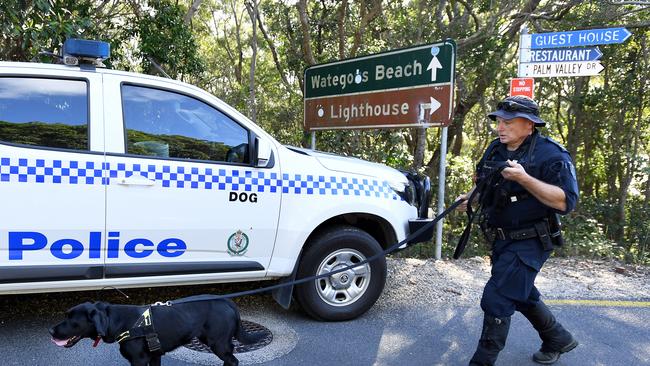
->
<box><xmin>304</xmin><ymin>40</ymin><xmax>456</xmax><ymax>131</ymax></box>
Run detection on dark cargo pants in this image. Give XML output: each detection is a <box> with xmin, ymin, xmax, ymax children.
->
<box><xmin>480</xmin><ymin>237</ymin><xmax>552</xmax><ymax>318</ymax></box>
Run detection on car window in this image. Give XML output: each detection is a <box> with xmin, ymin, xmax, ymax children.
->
<box><xmin>122</xmin><ymin>85</ymin><xmax>249</xmax><ymax>164</ymax></box>
<box><xmin>0</xmin><ymin>77</ymin><xmax>88</xmax><ymax>150</ymax></box>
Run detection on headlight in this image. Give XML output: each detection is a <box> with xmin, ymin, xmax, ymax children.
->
<box><xmin>388</xmin><ymin>180</ymin><xmax>405</xmax><ymax>194</ymax></box>
<box><xmin>396</xmin><ymin>172</ymin><xmax>432</xmax><ymax>218</ymax></box>
<box><xmin>389</xmin><ymin>179</ymin><xmax>417</xmax><ymax>206</ymax></box>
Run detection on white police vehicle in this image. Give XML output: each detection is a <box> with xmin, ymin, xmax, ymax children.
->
<box><xmin>0</xmin><ymin>39</ymin><xmax>432</xmax><ymax>320</ymax></box>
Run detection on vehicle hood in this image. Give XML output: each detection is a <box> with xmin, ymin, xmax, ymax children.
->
<box><xmin>286</xmin><ymin>146</ymin><xmax>408</xmax><ymax>185</ymax></box>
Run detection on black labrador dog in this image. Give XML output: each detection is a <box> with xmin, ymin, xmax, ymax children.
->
<box><xmin>49</xmin><ymin>297</ymin><xmax>263</xmax><ymax>366</ymax></box>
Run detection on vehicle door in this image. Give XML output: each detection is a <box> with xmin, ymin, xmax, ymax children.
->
<box><xmin>101</xmin><ymin>74</ymin><xmax>281</xmax><ymax>283</ymax></box>
<box><xmin>0</xmin><ymin>68</ymin><xmax>106</xmax><ymax>288</ymax></box>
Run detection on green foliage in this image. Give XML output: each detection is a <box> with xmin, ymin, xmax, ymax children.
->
<box><xmin>625</xmin><ymin>197</ymin><xmax>650</xmax><ymax>264</ymax></box>
<box><xmin>554</xmin><ymin>209</ymin><xmax>622</xmax><ymax>260</ymax></box>
<box><xmin>136</xmin><ymin>0</ymin><xmax>205</xmax><ymax>80</ymax></box>
<box><xmin>315</xmin><ymin>129</ymin><xmax>412</xmax><ymax>169</ymax></box>
<box><xmin>0</xmin><ymin>0</ymin><xmax>94</xmax><ymax>61</ymax></box>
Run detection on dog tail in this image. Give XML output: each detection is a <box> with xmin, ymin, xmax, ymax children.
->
<box><xmin>236</xmin><ymin>327</ymin><xmax>266</xmax><ymax>345</ymax></box>
<box><xmin>230</xmin><ymin>300</ymin><xmax>266</xmax><ymax>345</ymax></box>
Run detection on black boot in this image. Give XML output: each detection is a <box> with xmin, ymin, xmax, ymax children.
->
<box><xmin>469</xmin><ymin>315</ymin><xmax>511</xmax><ymax>366</ymax></box>
<box><xmin>520</xmin><ymin>301</ymin><xmax>578</xmax><ymax>364</ymax></box>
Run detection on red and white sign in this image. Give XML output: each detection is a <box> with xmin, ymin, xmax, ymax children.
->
<box><xmin>510</xmin><ymin>78</ymin><xmax>535</xmax><ymax>99</ymax></box>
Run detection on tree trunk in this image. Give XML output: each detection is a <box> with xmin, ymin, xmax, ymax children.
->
<box><xmin>349</xmin><ymin>0</ymin><xmax>382</xmax><ymax>57</ymax></box>
<box><xmin>229</xmin><ymin>0</ymin><xmax>244</xmax><ymax>83</ymax></box>
<box><xmin>337</xmin><ymin>0</ymin><xmax>348</xmax><ymax>59</ymax></box>
<box><xmin>411</xmin><ymin>0</ymin><xmax>427</xmax><ymax>171</ymax></box>
<box><xmin>413</xmin><ymin>128</ymin><xmax>426</xmax><ymax>170</ymax></box>
<box><xmin>255</xmin><ymin>7</ymin><xmax>293</xmax><ymax>92</ymax></box>
<box><xmin>184</xmin><ymin>0</ymin><xmax>203</xmax><ymax>24</ymax></box>
<box><xmin>296</xmin><ymin>0</ymin><xmax>316</xmax><ymax>65</ymax></box>
<box><xmin>566</xmin><ymin>77</ymin><xmax>588</xmax><ymax>159</ymax></box>
<box><xmin>615</xmin><ymin>176</ymin><xmax>631</xmax><ymax>243</ymax></box>
<box><xmin>645</xmin><ymin>176</ymin><xmax>650</xmax><ymax>209</ymax></box>
<box><xmin>245</xmin><ymin>1</ymin><xmax>259</xmax><ymax>123</ymax></box>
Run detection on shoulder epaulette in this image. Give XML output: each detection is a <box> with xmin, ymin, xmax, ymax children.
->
<box><xmin>540</xmin><ymin>135</ymin><xmax>569</xmax><ymax>154</ymax></box>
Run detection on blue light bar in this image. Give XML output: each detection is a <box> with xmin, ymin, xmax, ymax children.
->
<box><xmin>63</xmin><ymin>39</ymin><xmax>110</xmax><ymax>60</ymax></box>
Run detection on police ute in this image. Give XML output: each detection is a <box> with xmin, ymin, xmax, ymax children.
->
<box><xmin>0</xmin><ymin>39</ymin><xmax>432</xmax><ymax>321</ymax></box>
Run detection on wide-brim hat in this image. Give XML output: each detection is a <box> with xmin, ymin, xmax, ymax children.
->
<box><xmin>488</xmin><ymin>96</ymin><xmax>546</xmax><ymax>127</ymax></box>
<box><xmin>488</xmin><ymin>109</ymin><xmax>546</xmax><ymax>127</ymax></box>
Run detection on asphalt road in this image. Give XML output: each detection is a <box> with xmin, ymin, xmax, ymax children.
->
<box><xmin>1</xmin><ymin>286</ymin><xmax>648</xmax><ymax>366</ymax></box>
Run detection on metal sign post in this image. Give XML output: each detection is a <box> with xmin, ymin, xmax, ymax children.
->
<box><xmin>435</xmin><ymin>126</ymin><xmax>448</xmax><ymax>260</ymax></box>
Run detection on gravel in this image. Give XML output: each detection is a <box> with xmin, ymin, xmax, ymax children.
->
<box><xmin>377</xmin><ymin>256</ymin><xmax>650</xmax><ymax>309</ymax></box>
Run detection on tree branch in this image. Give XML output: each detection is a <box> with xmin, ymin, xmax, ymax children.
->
<box><xmin>255</xmin><ymin>5</ymin><xmax>294</xmax><ymax>93</ymax></box>
<box><xmin>146</xmin><ymin>55</ymin><xmax>171</xmax><ymax>78</ymax></box>
<box><xmin>350</xmin><ymin>0</ymin><xmax>382</xmax><ymax>57</ymax></box>
<box><xmin>608</xmin><ymin>1</ymin><xmax>650</xmax><ymax>5</ymax></box>
<box><xmin>245</xmin><ymin>0</ymin><xmax>259</xmax><ymax>123</ymax></box>
<box><xmin>455</xmin><ymin>0</ymin><xmax>480</xmax><ymax>33</ymax></box>
<box><xmin>296</xmin><ymin>0</ymin><xmax>316</xmax><ymax>65</ymax></box>
<box><xmin>614</xmin><ymin>19</ymin><xmax>650</xmax><ymax>29</ymax></box>
<box><xmin>184</xmin><ymin>0</ymin><xmax>203</xmax><ymax>25</ymax></box>
<box><xmin>435</xmin><ymin>0</ymin><xmax>447</xmax><ymax>31</ymax></box>
<box><xmin>456</xmin><ymin>3</ymin><xmax>517</xmax><ymax>50</ymax></box>
<box><xmin>230</xmin><ymin>0</ymin><xmax>244</xmax><ymax>83</ymax></box>
<box><xmin>212</xmin><ymin>5</ymin><xmax>237</xmax><ymax>83</ymax></box>
<box><xmin>516</xmin><ymin>0</ymin><xmax>583</xmax><ymax>21</ymax></box>
<box><xmin>337</xmin><ymin>0</ymin><xmax>348</xmax><ymax>59</ymax></box>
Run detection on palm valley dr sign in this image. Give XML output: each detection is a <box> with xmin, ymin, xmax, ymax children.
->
<box><xmin>304</xmin><ymin>40</ymin><xmax>456</xmax><ymax>130</ymax></box>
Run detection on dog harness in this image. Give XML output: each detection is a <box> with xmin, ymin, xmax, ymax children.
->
<box><xmin>115</xmin><ymin>306</ymin><xmax>162</xmax><ymax>352</ymax></box>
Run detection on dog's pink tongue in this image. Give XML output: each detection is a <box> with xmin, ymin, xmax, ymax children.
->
<box><xmin>51</xmin><ymin>338</ymin><xmax>69</xmax><ymax>347</ymax></box>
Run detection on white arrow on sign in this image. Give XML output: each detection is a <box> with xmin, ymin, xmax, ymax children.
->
<box><xmin>518</xmin><ymin>61</ymin><xmax>604</xmax><ymax>78</ymax></box>
<box><xmin>427</xmin><ymin>56</ymin><xmax>443</xmax><ymax>81</ymax></box>
<box><xmin>421</xmin><ymin>97</ymin><xmax>441</xmax><ymax>115</ymax></box>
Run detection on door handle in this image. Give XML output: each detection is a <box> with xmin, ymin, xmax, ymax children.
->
<box><xmin>117</xmin><ymin>175</ymin><xmax>156</xmax><ymax>186</ymax></box>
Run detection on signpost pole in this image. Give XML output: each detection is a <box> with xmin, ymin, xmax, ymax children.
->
<box><xmin>520</xmin><ymin>25</ymin><xmax>528</xmax><ymax>66</ymax></box>
<box><xmin>435</xmin><ymin>126</ymin><xmax>448</xmax><ymax>260</ymax></box>
<box><xmin>311</xmin><ymin>131</ymin><xmax>316</xmax><ymax>150</ymax></box>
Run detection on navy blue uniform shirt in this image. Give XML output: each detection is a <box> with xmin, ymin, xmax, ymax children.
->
<box><xmin>476</xmin><ymin>131</ymin><xmax>579</xmax><ymax>229</ymax></box>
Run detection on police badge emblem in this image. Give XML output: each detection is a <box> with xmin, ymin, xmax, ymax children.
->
<box><xmin>227</xmin><ymin>230</ymin><xmax>249</xmax><ymax>256</ymax></box>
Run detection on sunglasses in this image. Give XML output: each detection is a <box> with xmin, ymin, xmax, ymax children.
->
<box><xmin>497</xmin><ymin>100</ymin><xmax>539</xmax><ymax>116</ymax></box>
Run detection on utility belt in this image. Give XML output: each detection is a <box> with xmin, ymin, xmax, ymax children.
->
<box><xmin>481</xmin><ymin>216</ymin><xmax>564</xmax><ymax>251</ymax></box>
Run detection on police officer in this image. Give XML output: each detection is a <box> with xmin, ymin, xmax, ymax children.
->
<box><xmin>457</xmin><ymin>96</ymin><xmax>579</xmax><ymax>365</ymax></box>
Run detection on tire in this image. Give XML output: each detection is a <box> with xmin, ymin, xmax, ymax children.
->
<box><xmin>295</xmin><ymin>225</ymin><xmax>387</xmax><ymax>321</ymax></box>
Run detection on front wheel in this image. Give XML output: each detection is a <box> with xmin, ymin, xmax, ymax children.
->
<box><xmin>295</xmin><ymin>225</ymin><xmax>387</xmax><ymax>321</ymax></box>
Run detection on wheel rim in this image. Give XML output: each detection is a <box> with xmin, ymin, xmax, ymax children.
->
<box><xmin>315</xmin><ymin>248</ymin><xmax>371</xmax><ymax>307</ymax></box>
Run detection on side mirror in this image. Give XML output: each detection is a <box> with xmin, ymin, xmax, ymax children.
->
<box><xmin>255</xmin><ymin>136</ymin><xmax>273</xmax><ymax>168</ymax></box>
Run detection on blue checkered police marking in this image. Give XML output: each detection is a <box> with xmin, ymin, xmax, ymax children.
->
<box><xmin>0</xmin><ymin>157</ymin><xmax>103</xmax><ymax>185</ymax></box>
<box><xmin>0</xmin><ymin>157</ymin><xmax>400</xmax><ymax>200</ymax></box>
